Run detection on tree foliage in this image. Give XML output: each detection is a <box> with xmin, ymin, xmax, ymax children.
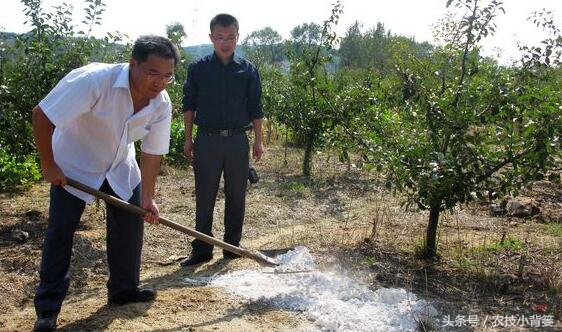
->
<box><xmin>275</xmin><ymin>1</ymin><xmax>343</xmax><ymax>176</ymax></box>
<box><xmin>0</xmin><ymin>0</ymin><xmax>127</xmax><ymax>189</ymax></box>
<box><xmin>337</xmin><ymin>0</ymin><xmax>561</xmax><ymax>258</ymax></box>
<box><xmin>164</xmin><ymin>21</ymin><xmax>192</xmax><ymax>119</ymax></box>
<box><xmin>338</xmin><ymin>21</ymin><xmax>432</xmax><ymax>73</ymax></box>
<box><xmin>241</xmin><ymin>27</ymin><xmax>284</xmax><ymax>68</ymax></box>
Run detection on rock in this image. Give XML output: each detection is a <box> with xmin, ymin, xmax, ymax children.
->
<box><xmin>10</xmin><ymin>229</ymin><xmax>29</xmax><ymax>243</ymax></box>
<box><xmin>489</xmin><ymin>204</ymin><xmax>506</xmax><ymax>217</ymax></box>
<box><xmin>507</xmin><ymin>200</ymin><xmax>523</xmax><ymax>211</ymax></box>
<box><xmin>506</xmin><ymin>199</ymin><xmax>540</xmax><ymax>218</ymax></box>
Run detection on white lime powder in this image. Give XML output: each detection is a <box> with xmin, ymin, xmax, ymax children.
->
<box><xmin>210</xmin><ymin>246</ymin><xmax>437</xmax><ymax>331</ymax></box>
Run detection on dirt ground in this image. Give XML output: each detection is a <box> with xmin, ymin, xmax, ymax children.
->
<box><xmin>0</xmin><ymin>146</ymin><xmax>561</xmax><ymax>331</ymax></box>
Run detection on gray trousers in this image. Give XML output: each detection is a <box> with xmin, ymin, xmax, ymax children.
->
<box><xmin>34</xmin><ymin>180</ymin><xmax>143</xmax><ymax>314</ymax></box>
<box><xmin>191</xmin><ymin>132</ymin><xmax>249</xmax><ymax>257</ymax></box>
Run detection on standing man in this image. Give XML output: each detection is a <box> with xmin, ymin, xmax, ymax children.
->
<box><xmin>181</xmin><ymin>13</ymin><xmax>264</xmax><ymax>266</ymax></box>
<box><xmin>31</xmin><ymin>35</ymin><xmax>179</xmax><ymax>332</ymax></box>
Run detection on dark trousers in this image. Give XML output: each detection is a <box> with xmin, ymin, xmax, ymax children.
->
<box><xmin>34</xmin><ymin>181</ymin><xmax>144</xmax><ymax>314</ymax></box>
<box><xmin>191</xmin><ymin>132</ymin><xmax>249</xmax><ymax>257</ymax></box>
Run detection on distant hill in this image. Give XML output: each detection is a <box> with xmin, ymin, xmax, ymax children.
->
<box><xmin>0</xmin><ymin>32</ymin><xmax>18</xmax><ymax>46</ymax></box>
<box><xmin>0</xmin><ymin>32</ymin><xmax>18</xmax><ymax>40</ymax></box>
<box><xmin>1</xmin><ymin>32</ymin><xmax>246</xmax><ymax>62</ymax></box>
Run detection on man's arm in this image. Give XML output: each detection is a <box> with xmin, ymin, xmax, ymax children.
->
<box><xmin>252</xmin><ymin>118</ymin><xmax>264</xmax><ymax>161</ymax></box>
<box><xmin>32</xmin><ymin>106</ymin><xmax>66</xmax><ymax>185</ymax></box>
<box><xmin>183</xmin><ymin>110</ymin><xmax>194</xmax><ymax>159</ymax></box>
<box><xmin>140</xmin><ymin>152</ymin><xmax>162</xmax><ymax>224</ymax></box>
<box><xmin>182</xmin><ymin>61</ymin><xmax>198</xmax><ymax>162</ymax></box>
<box><xmin>247</xmin><ymin>64</ymin><xmax>264</xmax><ymax>161</ymax></box>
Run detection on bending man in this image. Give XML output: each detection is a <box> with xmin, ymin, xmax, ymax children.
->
<box><xmin>32</xmin><ymin>35</ymin><xmax>178</xmax><ymax>331</ymax></box>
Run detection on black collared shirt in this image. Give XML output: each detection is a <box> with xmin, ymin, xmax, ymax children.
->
<box><xmin>182</xmin><ymin>52</ymin><xmax>263</xmax><ymax>129</ymax></box>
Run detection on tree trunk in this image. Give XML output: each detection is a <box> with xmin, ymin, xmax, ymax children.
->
<box><xmin>303</xmin><ymin>133</ymin><xmax>315</xmax><ymax>177</ymax></box>
<box><xmin>266</xmin><ymin>119</ymin><xmax>272</xmax><ymax>145</ymax></box>
<box><xmin>425</xmin><ymin>206</ymin><xmax>440</xmax><ymax>259</ymax></box>
<box><xmin>283</xmin><ymin>126</ymin><xmax>288</xmax><ymax>167</ymax></box>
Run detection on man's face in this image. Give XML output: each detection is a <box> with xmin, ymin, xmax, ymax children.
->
<box><xmin>210</xmin><ymin>24</ymin><xmax>239</xmax><ymax>62</ymax></box>
<box><xmin>129</xmin><ymin>54</ymin><xmax>175</xmax><ymax>99</ymax></box>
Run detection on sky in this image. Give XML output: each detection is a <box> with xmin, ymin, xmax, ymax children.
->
<box><xmin>1</xmin><ymin>0</ymin><xmax>561</xmax><ymax>64</ymax></box>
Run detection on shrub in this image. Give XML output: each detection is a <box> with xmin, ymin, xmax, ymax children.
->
<box><xmin>0</xmin><ymin>148</ymin><xmax>41</xmax><ymax>189</ymax></box>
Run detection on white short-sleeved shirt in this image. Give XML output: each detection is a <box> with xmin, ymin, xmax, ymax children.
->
<box><xmin>39</xmin><ymin>63</ymin><xmax>172</xmax><ymax>203</ymax></box>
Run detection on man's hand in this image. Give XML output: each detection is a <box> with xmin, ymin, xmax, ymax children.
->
<box><xmin>251</xmin><ymin>118</ymin><xmax>264</xmax><ymax>162</ymax></box>
<box><xmin>141</xmin><ymin>199</ymin><xmax>160</xmax><ymax>225</ymax></box>
<box><xmin>183</xmin><ymin>138</ymin><xmax>194</xmax><ymax>160</ymax></box>
<box><xmin>140</xmin><ymin>152</ymin><xmax>162</xmax><ymax>225</ymax></box>
<box><xmin>41</xmin><ymin>163</ymin><xmax>67</xmax><ymax>186</ymax></box>
<box><xmin>253</xmin><ymin>140</ymin><xmax>264</xmax><ymax>161</ymax></box>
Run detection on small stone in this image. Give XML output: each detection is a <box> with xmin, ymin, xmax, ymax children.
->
<box><xmin>10</xmin><ymin>229</ymin><xmax>29</xmax><ymax>243</ymax></box>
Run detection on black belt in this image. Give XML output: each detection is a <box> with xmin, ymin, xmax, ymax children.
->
<box><xmin>199</xmin><ymin>125</ymin><xmax>251</xmax><ymax>137</ymax></box>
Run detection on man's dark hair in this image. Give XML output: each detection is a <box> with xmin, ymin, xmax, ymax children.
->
<box><xmin>132</xmin><ymin>35</ymin><xmax>180</xmax><ymax>65</ymax></box>
<box><xmin>210</xmin><ymin>14</ymin><xmax>239</xmax><ymax>32</ymax></box>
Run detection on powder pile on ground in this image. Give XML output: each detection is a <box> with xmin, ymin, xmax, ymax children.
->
<box><xmin>211</xmin><ymin>246</ymin><xmax>438</xmax><ymax>331</ymax></box>
<box><xmin>273</xmin><ymin>246</ymin><xmax>316</xmax><ymax>272</ymax></box>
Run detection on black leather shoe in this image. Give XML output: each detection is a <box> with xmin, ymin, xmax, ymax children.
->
<box><xmin>180</xmin><ymin>254</ymin><xmax>212</xmax><ymax>266</ymax></box>
<box><xmin>223</xmin><ymin>250</ymin><xmax>241</xmax><ymax>260</ymax></box>
<box><xmin>33</xmin><ymin>311</ymin><xmax>59</xmax><ymax>332</ymax></box>
<box><xmin>109</xmin><ymin>287</ymin><xmax>156</xmax><ymax>305</ymax></box>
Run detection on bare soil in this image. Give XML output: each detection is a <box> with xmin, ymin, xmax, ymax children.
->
<box><xmin>0</xmin><ymin>146</ymin><xmax>560</xmax><ymax>331</ymax></box>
